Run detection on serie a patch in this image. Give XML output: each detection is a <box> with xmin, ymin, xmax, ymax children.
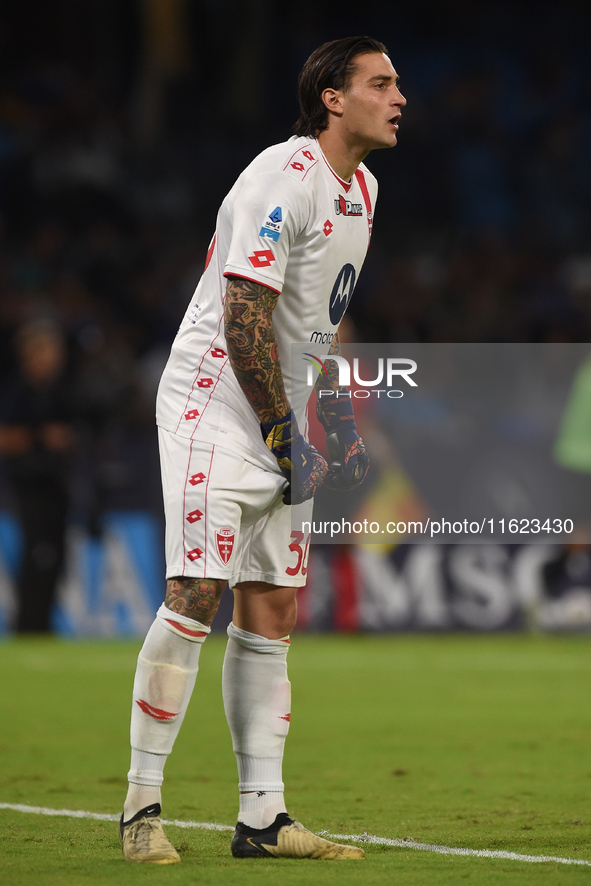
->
<box><xmin>259</xmin><ymin>204</ymin><xmax>286</xmax><ymax>242</ymax></box>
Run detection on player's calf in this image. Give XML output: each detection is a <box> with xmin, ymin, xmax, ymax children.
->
<box><xmin>123</xmin><ymin>602</ymin><xmax>212</xmax><ymax>839</ymax></box>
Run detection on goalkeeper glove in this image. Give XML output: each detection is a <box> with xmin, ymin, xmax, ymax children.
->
<box><xmin>261</xmin><ymin>412</ymin><xmax>328</xmax><ymax>505</ymax></box>
<box><xmin>316</xmin><ymin>392</ymin><xmax>369</xmax><ymax>491</ymax></box>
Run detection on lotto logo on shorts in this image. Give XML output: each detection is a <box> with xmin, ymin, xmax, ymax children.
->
<box><xmin>211</xmin><ymin>348</ymin><xmax>226</xmax><ymax>358</ymax></box>
<box><xmin>216</xmin><ymin>528</ymin><xmax>235</xmax><ymax>565</ymax></box>
<box><xmin>197</xmin><ymin>378</ymin><xmax>214</xmax><ymax>388</ymax></box>
<box><xmin>189</xmin><ymin>472</ymin><xmax>206</xmax><ymax>486</ymax></box>
<box><xmin>185</xmin><ymin>409</ymin><xmax>199</xmax><ymax>420</ymax></box>
<box><xmin>248</xmin><ymin>249</ymin><xmax>275</xmax><ymax>269</ymax></box>
<box><xmin>187</xmin><ymin>509</ymin><xmax>203</xmax><ymax>523</ymax></box>
<box><xmin>187</xmin><ymin>548</ymin><xmax>203</xmax><ymax>561</ymax></box>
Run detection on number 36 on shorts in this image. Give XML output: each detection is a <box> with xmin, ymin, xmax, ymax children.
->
<box><xmin>286</xmin><ymin>531</ymin><xmax>311</xmax><ymax>577</ymax></box>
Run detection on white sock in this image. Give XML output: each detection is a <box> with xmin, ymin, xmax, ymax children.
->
<box><xmin>123</xmin><ymin>751</ymin><xmax>164</xmax><ymax>821</ymax></box>
<box><xmin>222</xmin><ymin>622</ymin><xmax>291</xmax><ymax>828</ymax></box>
<box><xmin>124</xmin><ymin>603</ymin><xmax>210</xmax><ymax>820</ymax></box>
<box><xmin>238</xmin><ymin>791</ymin><xmax>287</xmax><ymax>830</ymax></box>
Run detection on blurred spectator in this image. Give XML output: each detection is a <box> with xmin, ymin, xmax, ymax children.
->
<box><xmin>0</xmin><ymin>318</ymin><xmax>76</xmax><ymax>632</ymax></box>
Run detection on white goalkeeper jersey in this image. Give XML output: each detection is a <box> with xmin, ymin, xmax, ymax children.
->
<box><xmin>156</xmin><ymin>135</ymin><xmax>377</xmax><ymax>468</ymax></box>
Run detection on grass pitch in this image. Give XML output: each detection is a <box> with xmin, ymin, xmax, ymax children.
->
<box><xmin>1</xmin><ymin>632</ymin><xmax>591</xmax><ymax>884</ymax></box>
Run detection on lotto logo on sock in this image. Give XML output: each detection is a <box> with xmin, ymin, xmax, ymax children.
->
<box><xmin>136</xmin><ymin>699</ymin><xmax>179</xmax><ymax>722</ymax></box>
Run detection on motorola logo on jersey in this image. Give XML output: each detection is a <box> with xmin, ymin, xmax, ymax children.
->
<box><xmin>329</xmin><ymin>263</ymin><xmax>357</xmax><ymax>325</ymax></box>
<box><xmin>335</xmin><ymin>195</ymin><xmax>363</xmax><ymax>216</ymax></box>
<box><xmin>309</xmin><ymin>330</ymin><xmax>336</xmax><ymax>344</ymax></box>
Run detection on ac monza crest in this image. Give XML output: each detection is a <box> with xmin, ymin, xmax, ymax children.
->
<box><xmin>216</xmin><ymin>528</ymin><xmax>235</xmax><ymax>565</ymax></box>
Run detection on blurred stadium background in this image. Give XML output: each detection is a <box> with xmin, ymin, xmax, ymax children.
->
<box><xmin>1</xmin><ymin>0</ymin><xmax>591</xmax><ymax>637</ymax></box>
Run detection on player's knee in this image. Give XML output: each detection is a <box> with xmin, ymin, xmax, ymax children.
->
<box><xmin>257</xmin><ymin>598</ymin><xmax>297</xmax><ymax>638</ymax></box>
<box><xmin>274</xmin><ymin>601</ymin><xmax>297</xmax><ymax>637</ymax></box>
<box><xmin>233</xmin><ymin>582</ymin><xmax>298</xmax><ymax>638</ymax></box>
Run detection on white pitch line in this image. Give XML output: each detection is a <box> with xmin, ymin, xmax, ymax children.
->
<box><xmin>1</xmin><ymin>803</ymin><xmax>590</xmax><ymax>867</ymax></box>
<box><xmin>0</xmin><ymin>803</ymin><xmax>233</xmax><ymax>831</ymax></box>
<box><xmin>320</xmin><ymin>831</ymin><xmax>591</xmax><ymax>867</ymax></box>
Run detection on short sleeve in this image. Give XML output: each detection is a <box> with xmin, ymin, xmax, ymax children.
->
<box><xmin>223</xmin><ymin>172</ymin><xmax>308</xmax><ymax>294</ymax></box>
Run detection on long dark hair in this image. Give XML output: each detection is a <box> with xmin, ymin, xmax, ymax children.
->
<box><xmin>294</xmin><ymin>36</ymin><xmax>388</xmax><ymax>138</ymax></box>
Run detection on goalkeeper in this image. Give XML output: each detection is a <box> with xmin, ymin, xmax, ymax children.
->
<box><xmin>120</xmin><ymin>34</ymin><xmax>405</xmax><ymax>864</ymax></box>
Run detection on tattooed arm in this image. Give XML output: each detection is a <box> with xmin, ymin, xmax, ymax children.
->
<box><xmin>224</xmin><ymin>275</ymin><xmax>290</xmax><ymax>423</ymax></box>
<box><xmin>224</xmin><ymin>275</ymin><xmax>328</xmax><ymax>503</ymax></box>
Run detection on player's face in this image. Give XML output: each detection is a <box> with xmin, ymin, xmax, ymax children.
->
<box><xmin>340</xmin><ymin>52</ymin><xmax>406</xmax><ymax>151</ymax></box>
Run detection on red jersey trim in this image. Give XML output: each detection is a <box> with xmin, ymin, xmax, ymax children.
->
<box><xmin>223</xmin><ymin>271</ymin><xmax>281</xmax><ymax>295</ymax></box>
<box><xmin>354</xmin><ymin>169</ymin><xmax>373</xmax><ymax>247</ymax></box>
<box><xmin>175</xmin><ymin>304</ymin><xmax>228</xmax><ymax>436</ymax></box>
<box><xmin>282</xmin><ymin>142</ymin><xmax>319</xmax><ymax>181</ymax></box>
<box><xmin>203</xmin><ymin>445</ymin><xmax>215</xmax><ymax>575</ymax></box>
<box><xmin>181</xmin><ymin>438</ymin><xmax>194</xmax><ymax>575</ymax></box>
<box><xmin>320</xmin><ymin>150</ymin><xmax>352</xmax><ymax>192</ymax></box>
<box><xmin>189</xmin><ymin>329</ymin><xmax>228</xmax><ymax>440</ymax></box>
<box><xmin>204</xmin><ymin>233</ymin><xmax>216</xmax><ymax>271</ymax></box>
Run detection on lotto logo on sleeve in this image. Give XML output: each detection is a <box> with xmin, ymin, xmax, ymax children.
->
<box><xmin>284</xmin><ymin>147</ymin><xmax>317</xmax><ymax>180</ymax></box>
<box><xmin>259</xmin><ymin>204</ymin><xmax>286</xmax><ymax>242</ymax></box>
<box><xmin>248</xmin><ymin>249</ymin><xmax>276</xmax><ymax>269</ymax></box>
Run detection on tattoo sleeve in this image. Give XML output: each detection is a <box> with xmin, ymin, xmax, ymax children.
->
<box><xmin>224</xmin><ymin>276</ymin><xmax>291</xmax><ymax>423</ymax></box>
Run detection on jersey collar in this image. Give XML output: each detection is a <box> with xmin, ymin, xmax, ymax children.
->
<box><xmin>314</xmin><ymin>140</ymin><xmax>353</xmax><ymax>193</ymax></box>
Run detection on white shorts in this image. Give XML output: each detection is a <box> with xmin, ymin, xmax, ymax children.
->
<box><xmin>158</xmin><ymin>427</ymin><xmax>313</xmax><ymax>587</ymax></box>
